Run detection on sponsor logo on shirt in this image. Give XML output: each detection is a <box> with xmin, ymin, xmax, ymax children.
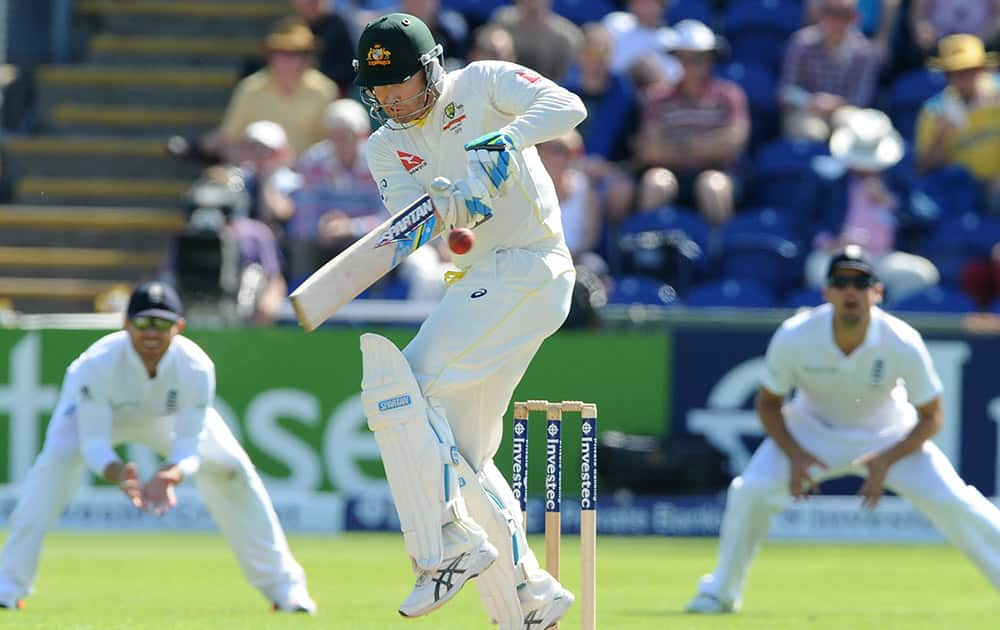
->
<box><xmin>870</xmin><ymin>359</ymin><xmax>885</xmax><ymax>387</ymax></box>
<box><xmin>470</xmin><ymin>288</ymin><xmax>487</xmax><ymax>299</ymax></box>
<box><xmin>516</xmin><ymin>70</ymin><xmax>541</xmax><ymax>84</ymax></box>
<box><xmin>397</xmin><ymin>150</ymin><xmax>426</xmax><ymax>174</ymax></box>
<box><xmin>166</xmin><ymin>389</ymin><xmax>178</xmax><ymax>414</ymax></box>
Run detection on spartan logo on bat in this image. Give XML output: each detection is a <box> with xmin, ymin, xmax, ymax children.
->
<box><xmin>375</xmin><ymin>196</ymin><xmax>436</xmax><ymax>248</ymax></box>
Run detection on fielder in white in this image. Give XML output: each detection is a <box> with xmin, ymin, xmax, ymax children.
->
<box><xmin>351</xmin><ymin>12</ymin><xmax>585</xmax><ymax>629</ymax></box>
<box><xmin>0</xmin><ymin>282</ymin><xmax>315</xmax><ymax>614</ymax></box>
<box><xmin>687</xmin><ymin>246</ymin><xmax>1000</xmax><ymax>613</ymax></box>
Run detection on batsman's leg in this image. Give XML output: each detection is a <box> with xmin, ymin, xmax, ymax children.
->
<box><xmin>361</xmin><ymin>333</ymin><xmax>497</xmax><ymax>618</ymax></box>
<box><xmin>194</xmin><ymin>408</ymin><xmax>315</xmax><ymax>613</ymax></box>
<box><xmin>0</xmin><ymin>439</ymin><xmax>83</xmax><ymax>606</ymax></box>
<box><xmin>887</xmin><ymin>441</ymin><xmax>1000</xmax><ymax>589</ymax></box>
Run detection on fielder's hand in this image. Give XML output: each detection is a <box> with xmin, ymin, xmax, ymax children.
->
<box><xmin>142</xmin><ymin>468</ymin><xmax>181</xmax><ymax>516</ymax></box>
<box><xmin>853</xmin><ymin>452</ymin><xmax>891</xmax><ymax>510</ymax></box>
<box><xmin>464</xmin><ymin>131</ymin><xmax>518</xmax><ymax>197</ymax></box>
<box><xmin>788</xmin><ymin>449</ymin><xmax>827</xmax><ymax>501</ymax></box>
<box><xmin>118</xmin><ymin>461</ymin><xmax>143</xmax><ymax>510</ymax></box>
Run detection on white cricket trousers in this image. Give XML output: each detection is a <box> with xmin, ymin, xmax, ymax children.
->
<box><xmin>0</xmin><ymin>406</ymin><xmax>307</xmax><ymax>605</ymax></box>
<box><xmin>699</xmin><ymin>407</ymin><xmax>1000</xmax><ymax>604</ymax></box>
<box><xmin>403</xmin><ymin>241</ymin><xmax>576</xmax><ymax>626</ymax></box>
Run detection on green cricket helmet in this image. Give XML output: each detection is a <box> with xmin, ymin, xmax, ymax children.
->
<box><xmin>353</xmin><ymin>13</ymin><xmax>444</xmax><ymax>127</ymax></box>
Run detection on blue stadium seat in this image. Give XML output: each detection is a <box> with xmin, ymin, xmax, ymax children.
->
<box><xmin>607</xmin><ymin>275</ymin><xmax>680</xmax><ymax>306</ymax></box>
<box><xmin>716</xmin><ymin>62</ymin><xmax>779</xmax><ymax>149</ymax></box>
<box><xmin>718</xmin><ymin>232</ymin><xmax>801</xmax><ymax>295</ymax></box>
<box><xmin>722</xmin><ymin>0</ymin><xmax>804</xmax><ymax>73</ymax></box>
<box><xmin>553</xmin><ymin>0</ymin><xmax>615</xmax><ymax>24</ymax></box>
<box><xmin>891</xmin><ymin>286</ymin><xmax>978</xmax><ymax>314</ymax></box>
<box><xmin>617</xmin><ymin>207</ymin><xmax>710</xmax><ymax>291</ymax></box>
<box><xmin>724</xmin><ymin>206</ymin><xmax>798</xmax><ymax>240</ymax></box>
<box><xmin>442</xmin><ymin>0</ymin><xmax>509</xmax><ymax>22</ymax></box>
<box><xmin>784</xmin><ymin>287</ymin><xmax>824</xmax><ymax>308</ymax></box>
<box><xmin>667</xmin><ymin>0</ymin><xmax>715</xmax><ymax>26</ymax></box>
<box><xmin>747</xmin><ymin>138</ymin><xmax>828</xmax><ymax>208</ymax></box>
<box><xmin>916</xmin><ymin>165</ymin><xmax>982</xmax><ymax>215</ymax></box>
<box><xmin>921</xmin><ymin>212</ymin><xmax>1000</xmax><ymax>287</ymax></box>
<box><xmin>619</xmin><ymin>206</ymin><xmax>712</xmax><ymax>253</ymax></box>
<box><xmin>883</xmin><ymin>69</ymin><xmax>948</xmax><ymax>140</ymax></box>
<box><xmin>684</xmin><ymin>278</ymin><xmax>777</xmax><ymax>308</ymax></box>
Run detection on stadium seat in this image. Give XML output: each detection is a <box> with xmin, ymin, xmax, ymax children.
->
<box><xmin>607</xmin><ymin>275</ymin><xmax>680</xmax><ymax>306</ymax></box>
<box><xmin>442</xmin><ymin>0</ymin><xmax>509</xmax><ymax>22</ymax></box>
<box><xmin>916</xmin><ymin>165</ymin><xmax>982</xmax><ymax>216</ymax></box>
<box><xmin>666</xmin><ymin>0</ymin><xmax>715</xmax><ymax>26</ymax></box>
<box><xmin>891</xmin><ymin>285</ymin><xmax>978</xmax><ymax>314</ymax></box>
<box><xmin>883</xmin><ymin>69</ymin><xmax>948</xmax><ymax>140</ymax></box>
<box><xmin>716</xmin><ymin>62</ymin><xmax>778</xmax><ymax>149</ymax></box>
<box><xmin>617</xmin><ymin>207</ymin><xmax>709</xmax><ymax>292</ymax></box>
<box><xmin>683</xmin><ymin>278</ymin><xmax>777</xmax><ymax>308</ymax></box>
<box><xmin>784</xmin><ymin>286</ymin><xmax>824</xmax><ymax>308</ymax></box>
<box><xmin>920</xmin><ymin>211</ymin><xmax>1000</xmax><ymax>287</ymax></box>
<box><xmin>619</xmin><ymin>205</ymin><xmax>712</xmax><ymax>253</ymax></box>
<box><xmin>722</xmin><ymin>0</ymin><xmax>804</xmax><ymax>73</ymax></box>
<box><xmin>718</xmin><ymin>232</ymin><xmax>801</xmax><ymax>295</ymax></box>
<box><xmin>747</xmin><ymin>138</ymin><xmax>829</xmax><ymax>208</ymax></box>
<box><xmin>724</xmin><ymin>206</ymin><xmax>798</xmax><ymax>240</ymax></box>
<box><xmin>553</xmin><ymin>0</ymin><xmax>615</xmax><ymax>24</ymax></box>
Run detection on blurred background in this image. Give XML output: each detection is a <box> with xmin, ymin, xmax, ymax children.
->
<box><xmin>0</xmin><ymin>0</ymin><xmax>998</xmax><ymax>540</ymax></box>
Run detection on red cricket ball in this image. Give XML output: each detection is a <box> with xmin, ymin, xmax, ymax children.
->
<box><xmin>448</xmin><ymin>227</ymin><xmax>475</xmax><ymax>255</ymax></box>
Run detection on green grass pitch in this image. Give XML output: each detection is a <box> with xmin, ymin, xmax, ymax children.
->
<box><xmin>2</xmin><ymin>531</ymin><xmax>996</xmax><ymax>629</ymax></box>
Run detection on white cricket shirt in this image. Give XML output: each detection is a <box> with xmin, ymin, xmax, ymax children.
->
<box><xmin>63</xmin><ymin>330</ymin><xmax>215</xmax><ymax>477</ymax></box>
<box><xmin>761</xmin><ymin>304</ymin><xmax>943</xmax><ymax>432</ymax></box>
<box><xmin>366</xmin><ymin>60</ymin><xmax>587</xmax><ymax>271</ymax></box>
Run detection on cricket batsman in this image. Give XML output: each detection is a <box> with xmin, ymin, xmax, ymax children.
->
<box><xmin>0</xmin><ymin>282</ymin><xmax>315</xmax><ymax>614</ymax></box>
<box><xmin>351</xmin><ymin>12</ymin><xmax>586</xmax><ymax>629</ymax></box>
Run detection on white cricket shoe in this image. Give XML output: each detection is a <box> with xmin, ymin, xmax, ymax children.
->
<box><xmin>522</xmin><ymin>585</ymin><xmax>574</xmax><ymax>629</ymax></box>
<box><xmin>398</xmin><ymin>540</ymin><xmax>498</xmax><ymax>618</ymax></box>
<box><xmin>271</xmin><ymin>585</ymin><xmax>317</xmax><ymax>615</ymax></box>
<box><xmin>685</xmin><ymin>592</ymin><xmax>738</xmax><ymax>614</ymax></box>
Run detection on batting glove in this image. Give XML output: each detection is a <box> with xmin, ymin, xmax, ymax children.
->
<box><xmin>464</xmin><ymin>131</ymin><xmax>518</xmax><ymax>197</ymax></box>
<box><xmin>450</xmin><ymin>176</ymin><xmax>494</xmax><ymax>229</ymax></box>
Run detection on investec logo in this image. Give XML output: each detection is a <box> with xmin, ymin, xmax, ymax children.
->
<box><xmin>545</xmin><ymin>423</ymin><xmax>560</xmax><ymax>510</ymax></box>
<box><xmin>511</xmin><ymin>421</ymin><xmax>526</xmax><ymax>500</ymax></box>
<box><xmin>580</xmin><ymin>419</ymin><xmax>595</xmax><ymax>509</ymax></box>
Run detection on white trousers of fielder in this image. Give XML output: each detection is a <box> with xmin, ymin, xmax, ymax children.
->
<box><xmin>0</xmin><ymin>404</ymin><xmax>309</xmax><ymax>606</ymax></box>
<box><xmin>698</xmin><ymin>405</ymin><xmax>1000</xmax><ymax>604</ymax></box>
<box><xmin>403</xmin><ymin>241</ymin><xmax>577</xmax><ymax>627</ymax></box>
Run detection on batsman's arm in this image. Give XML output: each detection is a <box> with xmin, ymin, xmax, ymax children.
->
<box><xmin>471</xmin><ymin>61</ymin><xmax>587</xmax><ymax>150</ymax></box>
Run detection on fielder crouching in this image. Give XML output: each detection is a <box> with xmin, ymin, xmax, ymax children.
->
<box><xmin>351</xmin><ymin>12</ymin><xmax>586</xmax><ymax>629</ymax></box>
<box><xmin>0</xmin><ymin>282</ymin><xmax>315</xmax><ymax>614</ymax></box>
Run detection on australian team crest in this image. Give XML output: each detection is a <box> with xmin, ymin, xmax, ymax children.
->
<box><xmin>442</xmin><ymin>101</ymin><xmax>466</xmax><ymax>133</ymax></box>
<box><xmin>445</xmin><ymin>102</ymin><xmax>456</xmax><ymax>119</ymax></box>
<box><xmin>367</xmin><ymin>44</ymin><xmax>391</xmax><ymax>67</ymax></box>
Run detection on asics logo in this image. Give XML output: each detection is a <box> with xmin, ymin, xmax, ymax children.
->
<box><xmin>432</xmin><ymin>555</ymin><xmax>468</xmax><ymax>601</ymax></box>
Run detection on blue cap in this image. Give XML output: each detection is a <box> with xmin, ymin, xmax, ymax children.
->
<box><xmin>127</xmin><ymin>282</ymin><xmax>183</xmax><ymax>322</ymax></box>
<box><xmin>826</xmin><ymin>244</ymin><xmax>877</xmax><ymax>279</ymax></box>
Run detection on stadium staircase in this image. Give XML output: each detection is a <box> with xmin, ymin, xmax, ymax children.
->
<box><xmin>1</xmin><ymin>0</ymin><xmax>289</xmax><ymax>313</ymax></box>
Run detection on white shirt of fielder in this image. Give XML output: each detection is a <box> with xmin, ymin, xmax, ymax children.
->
<box><xmin>686</xmin><ymin>265</ymin><xmax>1000</xmax><ymax>613</ymax></box>
<box><xmin>0</xmin><ymin>288</ymin><xmax>314</xmax><ymax>612</ymax></box>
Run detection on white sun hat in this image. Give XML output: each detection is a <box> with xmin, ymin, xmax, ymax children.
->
<box><xmin>828</xmin><ymin>107</ymin><xmax>904</xmax><ymax>172</ymax></box>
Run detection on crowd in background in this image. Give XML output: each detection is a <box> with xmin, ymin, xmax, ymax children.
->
<box><xmin>24</xmin><ymin>0</ymin><xmax>1000</xmax><ymax>324</ymax></box>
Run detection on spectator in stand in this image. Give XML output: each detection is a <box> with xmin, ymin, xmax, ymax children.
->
<box><xmin>491</xmin><ymin>0</ymin><xmax>583</xmax><ymax>81</ymax></box>
<box><xmin>915</xmin><ymin>34</ymin><xmax>1000</xmax><ymax>213</ymax></box>
<box><xmin>466</xmin><ymin>24</ymin><xmax>517</xmax><ymax>63</ymax></box>
<box><xmin>284</xmin><ymin>99</ymin><xmax>385</xmax><ymax>280</ymax></box>
<box><xmin>780</xmin><ymin>0</ymin><xmax>881</xmax><ymax>142</ymax></box>
<box><xmin>805</xmin><ymin>0</ymin><xmax>902</xmax><ymax>65</ymax></box>
<box><xmin>204</xmin><ymin>18</ymin><xmax>338</xmax><ymax>160</ymax></box>
<box><xmin>237</xmin><ymin>121</ymin><xmax>300</xmax><ymax>232</ymax></box>
<box><xmin>602</xmin><ymin>0</ymin><xmax>682</xmax><ymax>87</ymax></box>
<box><xmin>538</xmin><ymin>130</ymin><xmax>603</xmax><ymax>260</ymax></box>
<box><xmin>289</xmin><ymin>0</ymin><xmax>358</xmax><ymax>94</ymax></box>
<box><xmin>910</xmin><ymin>0</ymin><xmax>1000</xmax><ymax>56</ymax></box>
<box><xmin>401</xmin><ymin>0</ymin><xmax>470</xmax><ymax>67</ymax></box>
<box><xmin>802</xmin><ymin>108</ymin><xmax>940</xmax><ymax>302</ymax></box>
<box><xmin>561</xmin><ymin>22</ymin><xmax>639</xmax><ymax>163</ymax></box>
<box><xmin>633</xmin><ymin>20</ymin><xmax>749</xmax><ymax>227</ymax></box>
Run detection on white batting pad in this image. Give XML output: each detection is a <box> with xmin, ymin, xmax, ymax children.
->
<box><xmin>361</xmin><ymin>333</ymin><xmax>474</xmax><ymax>571</ymax></box>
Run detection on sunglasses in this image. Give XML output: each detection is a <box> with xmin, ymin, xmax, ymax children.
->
<box><xmin>828</xmin><ymin>275</ymin><xmax>875</xmax><ymax>289</ymax></box>
<box><xmin>131</xmin><ymin>316</ymin><xmax>175</xmax><ymax>331</ymax></box>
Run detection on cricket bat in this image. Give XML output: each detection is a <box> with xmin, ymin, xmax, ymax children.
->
<box><xmin>290</xmin><ymin>178</ymin><xmax>452</xmax><ymax>331</ymax></box>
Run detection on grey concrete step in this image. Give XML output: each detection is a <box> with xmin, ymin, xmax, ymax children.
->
<box><xmin>5</xmin><ymin>136</ymin><xmax>203</xmax><ymax>181</ymax></box>
<box><xmin>41</xmin><ymin>104</ymin><xmax>222</xmax><ymax>138</ymax></box>
<box><xmin>0</xmin><ymin>205</ymin><xmax>183</xmax><ymax>249</ymax></box>
<box><xmin>36</xmin><ymin>65</ymin><xmax>236</xmax><ymax>111</ymax></box>
<box><xmin>14</xmin><ymin>177</ymin><xmax>191</xmax><ymax>207</ymax></box>
<box><xmin>87</xmin><ymin>34</ymin><xmax>261</xmax><ymax>67</ymax></box>
<box><xmin>0</xmin><ymin>277</ymin><xmax>132</xmax><ymax>314</ymax></box>
<box><xmin>77</xmin><ymin>0</ymin><xmax>289</xmax><ymax>38</ymax></box>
